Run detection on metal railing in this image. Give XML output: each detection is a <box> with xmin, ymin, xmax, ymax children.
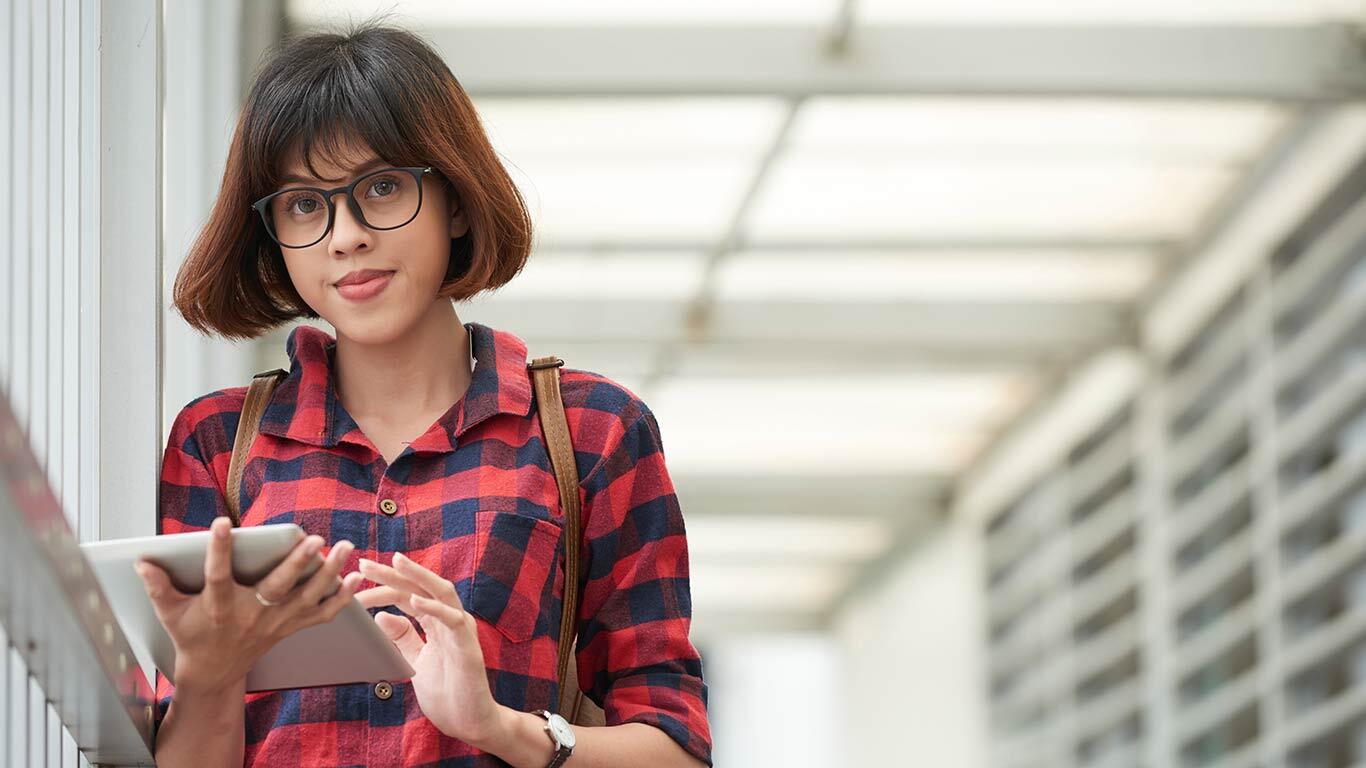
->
<box><xmin>0</xmin><ymin>392</ymin><xmax>155</xmax><ymax>766</ymax></box>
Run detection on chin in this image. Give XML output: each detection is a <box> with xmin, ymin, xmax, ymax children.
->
<box><xmin>326</xmin><ymin>312</ymin><xmax>413</xmax><ymax>347</ymax></box>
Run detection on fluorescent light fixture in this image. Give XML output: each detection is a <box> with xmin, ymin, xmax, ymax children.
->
<box><xmin>494</xmin><ymin>251</ymin><xmax>704</xmax><ymax>300</ymax></box>
<box><xmin>747</xmin><ymin>159</ymin><xmax>1239</xmax><ymax>242</ymax></box>
<box><xmin>458</xmin><ymin>292</ymin><xmax>688</xmax><ymax>343</ymax></box>
<box><xmin>787</xmin><ymin>98</ymin><xmax>1288</xmax><ymax>164</ymax></box>
<box><xmin>655</xmin><ymin>375</ymin><xmax>1032</xmax><ymax>426</ymax></box>
<box><xmin>660</xmin><ymin>419</ymin><xmax>987</xmax><ymax>476</ymax></box>
<box><xmin>749</xmin><ymin>97</ymin><xmax>1288</xmax><ymax>241</ymax></box>
<box><xmin>288</xmin><ymin>0</ymin><xmax>839</xmax><ymax>26</ymax></box>
<box><xmin>685</xmin><ymin>516</ymin><xmax>894</xmax><ymax>561</ymax></box>
<box><xmin>715</xmin><ymin>249</ymin><xmax>1158</xmax><ymax>303</ymax></box>
<box><xmin>651</xmin><ymin>374</ymin><xmax>1035</xmax><ymax>475</ymax></box>
<box><xmin>689</xmin><ymin>562</ymin><xmax>856</xmax><ymax>610</ymax></box>
<box><xmin>475</xmin><ymin>98</ymin><xmax>788</xmax><ymax>157</ymax></box>
<box><xmin>468</xmin><ymin>98</ymin><xmax>786</xmax><ymax>243</ymax></box>
<box><xmin>859</xmin><ymin>0</ymin><xmax>1364</xmax><ymax>26</ymax></box>
<box><xmin>493</xmin><ymin>155</ymin><xmax>758</xmax><ymax>243</ymax></box>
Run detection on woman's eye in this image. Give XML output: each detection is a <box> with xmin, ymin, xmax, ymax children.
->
<box><xmin>367</xmin><ymin>179</ymin><xmax>397</xmax><ymax>198</ymax></box>
<box><xmin>291</xmin><ymin>198</ymin><xmax>320</xmax><ymax>215</ymax></box>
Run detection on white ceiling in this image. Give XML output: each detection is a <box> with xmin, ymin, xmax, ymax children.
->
<box><xmin>285</xmin><ymin>0</ymin><xmax>1355</xmax><ymax>639</ymax></box>
<box><xmin>290</xmin><ymin>0</ymin><xmax>1365</xmax><ymax>26</ymax></box>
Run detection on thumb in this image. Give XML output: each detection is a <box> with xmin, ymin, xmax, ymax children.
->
<box><xmin>375</xmin><ymin>611</ymin><xmax>424</xmax><ymax>664</ymax></box>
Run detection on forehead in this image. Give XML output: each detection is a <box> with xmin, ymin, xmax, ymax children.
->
<box><xmin>279</xmin><ymin>135</ymin><xmax>382</xmax><ymax>184</ymax></box>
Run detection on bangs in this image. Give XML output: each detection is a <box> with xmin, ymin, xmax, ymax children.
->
<box><xmin>243</xmin><ymin>27</ymin><xmax>445</xmax><ymax>191</ymax></box>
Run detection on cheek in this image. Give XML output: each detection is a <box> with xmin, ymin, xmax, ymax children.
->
<box><xmin>396</xmin><ymin>214</ymin><xmax>455</xmax><ymax>283</ymax></box>
<box><xmin>280</xmin><ymin>249</ymin><xmax>329</xmax><ymax>300</ymax></box>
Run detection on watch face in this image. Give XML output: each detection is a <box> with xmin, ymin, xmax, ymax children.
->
<box><xmin>549</xmin><ymin>713</ymin><xmax>576</xmax><ymax>749</ymax></box>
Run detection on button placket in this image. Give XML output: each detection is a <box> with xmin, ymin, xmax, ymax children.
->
<box><xmin>375</xmin><ymin>475</ymin><xmax>401</xmax><ymax>517</ymax></box>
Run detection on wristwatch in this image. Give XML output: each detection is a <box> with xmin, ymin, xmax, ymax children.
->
<box><xmin>532</xmin><ymin>709</ymin><xmax>575</xmax><ymax>768</ymax></box>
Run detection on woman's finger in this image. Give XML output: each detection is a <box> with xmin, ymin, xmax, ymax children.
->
<box><xmin>308</xmin><ymin>571</ymin><xmax>363</xmax><ymax>624</ymax></box>
<box><xmin>252</xmin><ymin>533</ymin><xmax>323</xmax><ymax>604</ymax></box>
<box><xmin>283</xmin><ymin>571</ymin><xmax>361</xmax><ymax>635</ymax></box>
<box><xmin>357</xmin><ymin>558</ymin><xmax>434</xmax><ymax>601</ymax></box>
<box><xmin>393</xmin><ymin>552</ymin><xmax>461</xmax><ymax>608</ymax></box>
<box><xmin>201</xmin><ymin>517</ymin><xmax>236</xmax><ymax>616</ymax></box>
<box><xmin>354</xmin><ymin>584</ymin><xmax>409</xmax><ymax>610</ymax></box>
<box><xmin>409</xmin><ymin>593</ymin><xmax>470</xmax><ymax>633</ymax></box>
<box><xmin>374</xmin><ymin>611</ymin><xmax>425</xmax><ymax>665</ymax></box>
<box><xmin>293</xmin><ymin>540</ymin><xmax>354</xmax><ymax>606</ymax></box>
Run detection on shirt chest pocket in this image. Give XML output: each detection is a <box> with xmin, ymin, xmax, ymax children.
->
<box><xmin>468</xmin><ymin>511</ymin><xmax>564</xmax><ymax>644</ymax></box>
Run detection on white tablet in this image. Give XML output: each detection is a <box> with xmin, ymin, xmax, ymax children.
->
<box><xmin>81</xmin><ymin>524</ymin><xmax>414</xmax><ymax>693</ymax></box>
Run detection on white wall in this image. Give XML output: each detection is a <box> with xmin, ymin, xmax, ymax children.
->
<box><xmin>834</xmin><ymin>518</ymin><xmax>989</xmax><ymax>768</ymax></box>
<box><xmin>705</xmin><ymin>632</ymin><xmax>844</xmax><ymax>768</ymax></box>
<box><xmin>161</xmin><ymin>0</ymin><xmax>257</xmax><ymax>439</ymax></box>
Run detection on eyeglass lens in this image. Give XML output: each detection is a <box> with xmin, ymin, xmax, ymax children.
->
<box><xmin>265</xmin><ymin>168</ymin><xmax>422</xmax><ymax>248</ymax></box>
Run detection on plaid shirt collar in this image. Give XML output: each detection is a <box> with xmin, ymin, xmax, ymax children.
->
<box><xmin>259</xmin><ymin>321</ymin><xmax>534</xmax><ymax>452</ymax></box>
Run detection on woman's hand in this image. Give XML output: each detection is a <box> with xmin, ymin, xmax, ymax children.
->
<box><xmin>134</xmin><ymin>515</ymin><xmax>363</xmax><ymax>694</ymax></box>
<box><xmin>355</xmin><ymin>553</ymin><xmax>503</xmax><ymax>746</ymax></box>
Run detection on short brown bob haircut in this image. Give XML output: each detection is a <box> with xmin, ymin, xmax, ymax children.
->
<box><xmin>173</xmin><ymin>24</ymin><xmax>533</xmax><ymax>340</ymax></box>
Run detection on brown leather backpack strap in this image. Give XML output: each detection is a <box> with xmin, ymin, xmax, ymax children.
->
<box><xmin>528</xmin><ymin>356</ymin><xmax>585</xmax><ymax>713</ymax></box>
<box><xmin>224</xmin><ymin>368</ymin><xmax>288</xmax><ymax>526</ymax></box>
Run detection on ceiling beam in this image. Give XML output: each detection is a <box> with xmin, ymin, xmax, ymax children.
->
<box><xmin>522</xmin><ymin>237</ymin><xmax>1175</xmax><ymax>254</ymax></box>
<box><xmin>692</xmin><ymin>608</ymin><xmax>829</xmax><ymax>643</ymax></box>
<box><xmin>467</xmin><ymin>297</ymin><xmax>1132</xmax><ymax>347</ymax></box>
<box><xmin>420</xmin><ymin>24</ymin><xmax>1366</xmax><ymax>100</ymax></box>
<box><xmin>673</xmin><ymin>473</ymin><xmax>947</xmax><ymax>520</ymax></box>
<box><xmin>641</xmin><ymin>99</ymin><xmax>803</xmax><ymax>396</ymax></box>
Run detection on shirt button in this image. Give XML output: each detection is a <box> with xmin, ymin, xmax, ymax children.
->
<box><xmin>379</xmin><ymin>499</ymin><xmax>398</xmax><ymax>516</ymax></box>
<box><xmin>374</xmin><ymin>681</ymin><xmax>393</xmax><ymax>700</ymax></box>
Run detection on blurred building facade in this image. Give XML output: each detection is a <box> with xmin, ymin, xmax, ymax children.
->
<box><xmin>977</xmin><ymin>142</ymin><xmax>1366</xmax><ymax>767</ymax></box>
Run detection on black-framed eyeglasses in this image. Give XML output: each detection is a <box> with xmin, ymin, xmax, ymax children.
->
<box><xmin>251</xmin><ymin>166</ymin><xmax>433</xmax><ymax>249</ymax></box>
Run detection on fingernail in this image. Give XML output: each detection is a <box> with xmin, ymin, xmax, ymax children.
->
<box><xmin>394</xmin><ymin>552</ymin><xmax>407</xmax><ymax>564</ymax></box>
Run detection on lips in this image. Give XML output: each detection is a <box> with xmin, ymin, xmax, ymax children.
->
<box><xmin>334</xmin><ymin>270</ymin><xmax>396</xmax><ymax>301</ymax></box>
<box><xmin>335</xmin><ymin>269</ymin><xmax>395</xmax><ymax>287</ymax></box>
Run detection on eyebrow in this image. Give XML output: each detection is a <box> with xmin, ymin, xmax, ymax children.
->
<box><xmin>278</xmin><ymin>157</ymin><xmax>387</xmax><ymax>187</ymax></box>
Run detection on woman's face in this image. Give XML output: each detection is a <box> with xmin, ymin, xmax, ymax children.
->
<box><xmin>273</xmin><ymin>138</ymin><xmax>469</xmax><ymax>345</ymax></box>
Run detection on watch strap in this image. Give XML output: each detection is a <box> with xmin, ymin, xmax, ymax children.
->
<box><xmin>548</xmin><ymin>745</ymin><xmax>572</xmax><ymax>768</ymax></box>
<box><xmin>534</xmin><ymin>710</ymin><xmax>574</xmax><ymax>768</ymax></box>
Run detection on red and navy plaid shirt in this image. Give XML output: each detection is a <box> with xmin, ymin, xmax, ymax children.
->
<box><xmin>155</xmin><ymin>321</ymin><xmax>713</xmax><ymax>767</ymax></box>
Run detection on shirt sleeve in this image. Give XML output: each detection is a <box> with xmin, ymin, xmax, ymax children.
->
<box><xmin>152</xmin><ymin>397</ymin><xmax>236</xmax><ymax>731</ymax></box>
<box><xmin>575</xmin><ymin>404</ymin><xmax>713</xmax><ymax>767</ymax></box>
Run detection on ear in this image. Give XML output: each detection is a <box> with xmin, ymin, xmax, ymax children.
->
<box><xmin>449</xmin><ymin>196</ymin><xmax>470</xmax><ymax>239</ymax></box>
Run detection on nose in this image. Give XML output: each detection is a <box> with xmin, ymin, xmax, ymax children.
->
<box><xmin>328</xmin><ymin>191</ymin><xmax>372</xmax><ymax>256</ymax></box>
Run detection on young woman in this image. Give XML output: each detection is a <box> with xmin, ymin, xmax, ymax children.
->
<box><xmin>136</xmin><ymin>24</ymin><xmax>711</xmax><ymax>768</ymax></box>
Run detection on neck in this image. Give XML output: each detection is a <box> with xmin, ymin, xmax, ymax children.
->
<box><xmin>332</xmin><ymin>300</ymin><xmax>472</xmax><ymax>423</ymax></box>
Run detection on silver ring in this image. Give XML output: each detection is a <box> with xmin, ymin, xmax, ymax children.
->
<box><xmin>254</xmin><ymin>590</ymin><xmax>280</xmax><ymax>607</ymax></box>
